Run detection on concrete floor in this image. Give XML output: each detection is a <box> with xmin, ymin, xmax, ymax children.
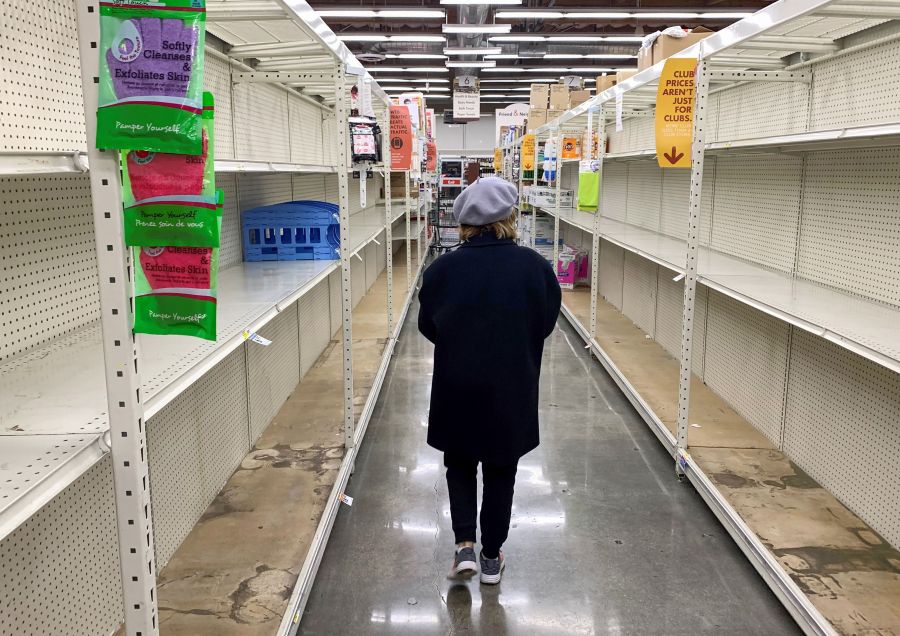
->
<box><xmin>298</xmin><ymin>298</ymin><xmax>802</xmax><ymax>635</ymax></box>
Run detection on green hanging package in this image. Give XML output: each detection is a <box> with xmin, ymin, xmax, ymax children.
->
<box><xmin>133</xmin><ymin>190</ymin><xmax>222</xmax><ymax>340</ymax></box>
<box><xmin>97</xmin><ymin>0</ymin><xmax>206</xmax><ymax>153</ymax></box>
<box><xmin>121</xmin><ymin>93</ymin><xmax>216</xmax><ymax>247</ymax></box>
<box><xmin>577</xmin><ymin>159</ymin><xmax>600</xmax><ymax>212</ymax></box>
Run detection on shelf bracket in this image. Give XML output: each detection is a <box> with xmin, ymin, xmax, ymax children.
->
<box><xmin>708</xmin><ymin>70</ymin><xmax>811</xmax><ymax>83</ymax></box>
<box><xmin>233</xmin><ymin>71</ymin><xmax>335</xmax><ymax>84</ymax></box>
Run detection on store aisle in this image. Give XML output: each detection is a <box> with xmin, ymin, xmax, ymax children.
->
<box><xmin>298</xmin><ymin>299</ymin><xmax>801</xmax><ymax>635</ymax></box>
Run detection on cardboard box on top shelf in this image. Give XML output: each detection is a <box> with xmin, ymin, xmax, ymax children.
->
<box><xmin>529</xmin><ymin>83</ymin><xmax>550</xmax><ymax>108</ymax></box>
<box><xmin>527</xmin><ymin>108</ymin><xmax>547</xmax><ymax>132</ymax></box>
<box><xmin>569</xmin><ymin>90</ymin><xmax>590</xmax><ymax>108</ymax></box>
<box><xmin>637</xmin><ymin>46</ymin><xmax>653</xmax><ymax>71</ymax></box>
<box><xmin>652</xmin><ymin>26</ymin><xmax>714</xmax><ymax>64</ymax></box>
<box><xmin>547</xmin><ymin>109</ymin><xmax>565</xmax><ymax>123</ymax></box>
<box><xmin>615</xmin><ymin>69</ymin><xmax>638</xmax><ymax>84</ymax></box>
<box><xmin>549</xmin><ymin>83</ymin><xmax>570</xmax><ymax>109</ymax></box>
<box><xmin>595</xmin><ymin>74</ymin><xmax>616</xmax><ymax>93</ymax></box>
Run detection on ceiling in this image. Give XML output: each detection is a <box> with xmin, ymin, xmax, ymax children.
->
<box><xmin>308</xmin><ymin>0</ymin><xmax>771</xmax><ymax>109</ymax></box>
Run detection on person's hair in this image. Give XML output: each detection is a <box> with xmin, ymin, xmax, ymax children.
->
<box><xmin>459</xmin><ymin>209</ymin><xmax>518</xmax><ymax>242</ymax></box>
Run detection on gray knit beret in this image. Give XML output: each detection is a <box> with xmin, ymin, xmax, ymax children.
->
<box><xmin>452</xmin><ymin>176</ymin><xmax>518</xmax><ymax>226</ymax></box>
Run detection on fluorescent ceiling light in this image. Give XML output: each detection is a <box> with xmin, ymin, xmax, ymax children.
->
<box><xmin>443</xmin><ymin>23</ymin><xmax>511</xmax><ymax>34</ymax></box>
<box><xmin>639</xmin><ymin>12</ymin><xmax>700</xmax><ymax>18</ymax></box>
<box><xmin>379</xmin><ymin>9</ymin><xmax>445</xmax><ymax>18</ymax></box>
<box><xmin>368</xmin><ymin>66</ymin><xmax>450</xmax><ymax>72</ymax></box>
<box><xmin>546</xmin><ymin>36</ymin><xmax>608</xmax><ymax>42</ymax></box>
<box><xmin>387</xmin><ymin>53</ymin><xmax>447</xmax><ymax>59</ymax></box>
<box><xmin>318</xmin><ymin>8</ymin><xmax>445</xmax><ymax>18</ymax></box>
<box><xmin>543</xmin><ymin>53</ymin><xmax>585</xmax><ymax>59</ymax></box>
<box><xmin>318</xmin><ymin>9</ymin><xmax>377</xmax><ymax>17</ymax></box>
<box><xmin>374</xmin><ymin>78</ymin><xmax>450</xmax><ymax>83</ymax></box>
<box><xmin>389</xmin><ymin>35</ymin><xmax>446</xmax><ymax>42</ymax></box>
<box><xmin>446</xmin><ymin>60</ymin><xmax>497</xmax><ymax>68</ymax></box>
<box><xmin>700</xmin><ymin>12</ymin><xmax>752</xmax><ymax>18</ymax></box>
<box><xmin>423</xmin><ymin>86</ymin><xmax>450</xmax><ymax>91</ymax></box>
<box><xmin>423</xmin><ymin>95</ymin><xmax>450</xmax><ymax>99</ymax></box>
<box><xmin>480</xmin><ymin>78</ymin><xmax>556</xmax><ymax>82</ymax></box>
<box><xmin>485</xmin><ymin>54</ymin><xmax>518</xmax><ymax>59</ymax></box>
<box><xmin>585</xmin><ymin>53</ymin><xmax>637</xmax><ymax>59</ymax></box>
<box><xmin>443</xmin><ymin>46</ymin><xmax>503</xmax><ymax>55</ymax></box>
<box><xmin>379</xmin><ymin>86</ymin><xmax>416</xmax><ymax>91</ymax></box>
<box><xmin>490</xmin><ymin>35</ymin><xmax>546</xmax><ymax>42</ymax></box>
<box><xmin>482</xmin><ymin>67</ymin><xmax>525</xmax><ymax>72</ymax></box>
<box><xmin>602</xmin><ymin>36</ymin><xmax>645</xmax><ymax>42</ymax></box>
<box><xmin>480</xmin><ymin>94</ymin><xmax>514</xmax><ymax>98</ymax></box>
<box><xmin>441</xmin><ymin>0</ymin><xmax>522</xmax><ymax>4</ymax></box>
<box><xmin>495</xmin><ymin>11</ymin><xmax>563</xmax><ymax>18</ymax></box>
<box><xmin>565</xmin><ymin>11</ymin><xmax>635</xmax><ymax>18</ymax></box>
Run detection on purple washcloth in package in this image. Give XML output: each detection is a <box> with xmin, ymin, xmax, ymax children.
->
<box><xmin>106</xmin><ymin>18</ymin><xmax>198</xmax><ymax>99</ymax></box>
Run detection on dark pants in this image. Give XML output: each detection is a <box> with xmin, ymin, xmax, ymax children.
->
<box><xmin>444</xmin><ymin>453</ymin><xmax>519</xmax><ymax>559</ymax></box>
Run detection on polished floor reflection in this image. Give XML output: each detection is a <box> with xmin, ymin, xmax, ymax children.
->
<box><xmin>298</xmin><ymin>298</ymin><xmax>801</xmax><ymax>635</ymax></box>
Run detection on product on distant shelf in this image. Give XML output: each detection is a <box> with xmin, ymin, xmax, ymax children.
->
<box><xmin>121</xmin><ymin>92</ymin><xmax>217</xmax><ymax>247</ymax></box>
<box><xmin>542</xmin><ymin>137</ymin><xmax>558</xmax><ymax>183</ymax></box>
<box><xmin>97</xmin><ymin>1</ymin><xmax>206</xmax><ymax>153</ymax></box>
<box><xmin>349</xmin><ymin>116</ymin><xmax>381</xmax><ymax>163</ymax></box>
<box><xmin>561</xmin><ymin>137</ymin><xmax>580</xmax><ymax>159</ymax></box>
<box><xmin>577</xmin><ymin>159</ymin><xmax>600</xmax><ymax>212</ymax></box>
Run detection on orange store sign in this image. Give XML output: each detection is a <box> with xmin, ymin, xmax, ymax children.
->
<box><xmin>655</xmin><ymin>58</ymin><xmax>696</xmax><ymax>168</ymax></box>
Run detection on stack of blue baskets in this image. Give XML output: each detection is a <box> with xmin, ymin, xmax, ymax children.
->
<box><xmin>242</xmin><ymin>200</ymin><xmax>341</xmax><ymax>262</ymax></box>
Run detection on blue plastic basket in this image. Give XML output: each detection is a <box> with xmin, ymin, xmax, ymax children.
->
<box><xmin>242</xmin><ymin>201</ymin><xmax>340</xmax><ymax>262</ymax></box>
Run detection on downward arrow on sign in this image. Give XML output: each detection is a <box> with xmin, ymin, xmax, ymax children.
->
<box><xmin>664</xmin><ymin>146</ymin><xmax>685</xmax><ymax>164</ymax></box>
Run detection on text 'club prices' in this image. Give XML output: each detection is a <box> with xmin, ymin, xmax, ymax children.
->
<box><xmin>655</xmin><ymin>58</ymin><xmax>697</xmax><ymax>169</ymax></box>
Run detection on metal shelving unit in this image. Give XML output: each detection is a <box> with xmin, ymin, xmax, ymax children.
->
<box><xmin>505</xmin><ymin>1</ymin><xmax>900</xmax><ymax>634</ymax></box>
<box><xmin>0</xmin><ymin>0</ymin><xmax>425</xmax><ymax>634</ymax></box>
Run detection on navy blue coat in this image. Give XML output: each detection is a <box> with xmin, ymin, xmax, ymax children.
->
<box><xmin>418</xmin><ymin>233</ymin><xmax>562</xmax><ymax>465</ymax></box>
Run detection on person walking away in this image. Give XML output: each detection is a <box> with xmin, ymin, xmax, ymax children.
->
<box><xmin>417</xmin><ymin>176</ymin><xmax>562</xmax><ymax>585</ymax></box>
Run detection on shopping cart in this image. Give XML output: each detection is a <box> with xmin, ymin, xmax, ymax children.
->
<box><xmin>428</xmin><ymin>204</ymin><xmax>461</xmax><ymax>254</ymax></box>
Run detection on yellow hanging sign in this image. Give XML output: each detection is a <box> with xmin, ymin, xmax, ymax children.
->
<box><xmin>655</xmin><ymin>57</ymin><xmax>697</xmax><ymax>168</ymax></box>
<box><xmin>493</xmin><ymin>147</ymin><xmax>502</xmax><ymax>172</ymax></box>
<box><xmin>522</xmin><ymin>134</ymin><xmax>536</xmax><ymax>171</ymax></box>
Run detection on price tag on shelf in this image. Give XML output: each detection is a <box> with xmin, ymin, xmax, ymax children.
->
<box><xmin>339</xmin><ymin>492</ymin><xmax>354</xmax><ymax>506</ymax></box>
<box><xmin>242</xmin><ymin>330</ymin><xmax>272</xmax><ymax>346</ymax></box>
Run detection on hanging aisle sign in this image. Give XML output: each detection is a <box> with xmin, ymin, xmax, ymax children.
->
<box><xmin>453</xmin><ymin>75</ymin><xmax>480</xmax><ymax>121</ymax></box>
<box><xmin>655</xmin><ymin>57</ymin><xmax>697</xmax><ymax>168</ymax></box>
<box><xmin>389</xmin><ymin>105</ymin><xmax>413</xmax><ymax>170</ymax></box>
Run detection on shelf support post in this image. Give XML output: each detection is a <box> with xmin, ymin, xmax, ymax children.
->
<box><xmin>335</xmin><ymin>65</ymin><xmax>355</xmax><ymax>449</ymax></box>
<box><xmin>676</xmin><ymin>58</ymin><xmax>711</xmax><ymax>462</ymax></box>
<box><xmin>532</xmin><ymin>132</ymin><xmax>539</xmax><ymax>250</ymax></box>
<box><xmin>553</xmin><ymin>127</ymin><xmax>562</xmax><ymax>275</ymax></box>
<box><xmin>74</xmin><ymin>2</ymin><xmax>159</xmax><ymax>634</ymax></box>
<box><xmin>590</xmin><ymin>113</ymin><xmax>607</xmax><ymax>340</ymax></box>
<box><xmin>405</xmin><ymin>172</ymin><xmax>412</xmax><ymax>291</ymax></box>
<box><xmin>382</xmin><ymin>107</ymin><xmax>394</xmax><ymax>336</ymax></box>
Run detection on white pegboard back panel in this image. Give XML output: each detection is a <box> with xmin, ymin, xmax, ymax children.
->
<box><xmin>625</xmin><ymin>161</ymin><xmax>662</xmax><ymax>232</ymax></box>
<box><xmin>204</xmin><ymin>52</ymin><xmax>235</xmax><ymax>161</ymax></box>
<box><xmin>217</xmin><ymin>173</ymin><xmax>242</xmax><ymax>269</ymax></box>
<box><xmin>0</xmin><ymin>0</ymin><xmax>85</xmax><ymax>153</ymax></box>
<box><xmin>600</xmin><ymin>162</ymin><xmax>627</xmax><ymax>222</ymax></box>
<box><xmin>784</xmin><ymin>329</ymin><xmax>900</xmax><ymax>548</ymax></box>
<box><xmin>0</xmin><ymin>175</ymin><xmax>100</xmax><ymax>361</ymax></box>
<box><xmin>659</xmin><ymin>168</ymin><xmax>690</xmax><ymax>241</ymax></box>
<box><xmin>232</xmin><ymin>82</ymin><xmax>292</xmax><ymax>163</ymax></box>
<box><xmin>236</xmin><ymin>173</ymin><xmax>294</xmax><ymax>210</ymax></box>
<box><xmin>0</xmin><ymin>457</ymin><xmax>122</xmax><ymax>636</ymax></box>
<box><xmin>809</xmin><ymin>38</ymin><xmax>900</xmax><ymax>131</ymax></box>
<box><xmin>299</xmin><ymin>280</ymin><xmax>332</xmax><ymax>376</ymax></box>
<box><xmin>704</xmin><ymin>291</ymin><xmax>790</xmax><ymax>447</ymax></box>
<box><xmin>621</xmin><ymin>251</ymin><xmax>657</xmax><ymax>338</ymax></box>
<box><xmin>608</xmin><ymin>116</ymin><xmax>655</xmax><ymax>155</ymax></box>
<box><xmin>293</xmin><ymin>173</ymin><xmax>329</xmax><ymax>201</ymax></box>
<box><xmin>247</xmin><ymin>307</ymin><xmax>301</xmax><ymax>443</ymax></box>
<box><xmin>598</xmin><ymin>239</ymin><xmax>624</xmax><ymax>310</ymax></box>
<box><xmin>710</xmin><ymin>155</ymin><xmax>803</xmax><ymax>273</ymax></box>
<box><xmin>654</xmin><ymin>274</ymin><xmax>708</xmax><ymax>379</ymax></box>
<box><xmin>289</xmin><ymin>95</ymin><xmax>326</xmax><ymax>166</ymax></box>
<box><xmin>796</xmin><ymin>147</ymin><xmax>900</xmax><ymax>309</ymax></box>
<box><xmin>713</xmin><ymin>81</ymin><xmax>810</xmax><ymax>143</ymax></box>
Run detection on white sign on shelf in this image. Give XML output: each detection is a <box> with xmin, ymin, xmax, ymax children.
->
<box><xmin>615</xmin><ymin>93</ymin><xmax>624</xmax><ymax>132</ymax></box>
<box><xmin>359</xmin><ymin>170</ymin><xmax>367</xmax><ymax>207</ymax></box>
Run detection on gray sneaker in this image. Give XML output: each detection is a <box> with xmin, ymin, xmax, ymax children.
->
<box><xmin>450</xmin><ymin>546</ymin><xmax>478</xmax><ymax>579</ymax></box>
<box><xmin>480</xmin><ymin>550</ymin><xmax>505</xmax><ymax>585</ymax></box>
